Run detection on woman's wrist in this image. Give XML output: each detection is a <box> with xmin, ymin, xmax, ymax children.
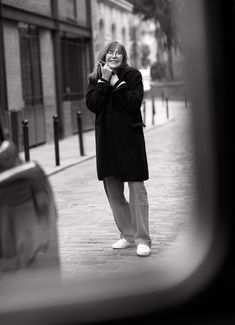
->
<box><xmin>101</xmin><ymin>75</ymin><xmax>110</xmax><ymax>82</ymax></box>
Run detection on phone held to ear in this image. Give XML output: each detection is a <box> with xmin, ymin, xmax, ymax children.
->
<box><xmin>97</xmin><ymin>60</ymin><xmax>115</xmax><ymax>79</ymax></box>
<box><xmin>97</xmin><ymin>61</ymin><xmax>105</xmax><ymax>79</ymax></box>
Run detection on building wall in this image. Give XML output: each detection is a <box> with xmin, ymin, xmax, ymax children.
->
<box><xmin>90</xmin><ymin>0</ymin><xmax>158</xmax><ymax>70</ymax></box>
<box><xmin>1</xmin><ymin>0</ymin><xmax>93</xmax><ymax>146</ymax></box>
<box><xmin>2</xmin><ymin>0</ymin><xmax>51</xmax><ymax>16</ymax></box>
<box><xmin>62</xmin><ymin>101</ymin><xmax>72</xmax><ymax>138</ymax></box>
<box><xmin>140</xmin><ymin>20</ymin><xmax>158</xmax><ymax>65</ymax></box>
<box><xmin>76</xmin><ymin>0</ymin><xmax>88</xmax><ymax>26</ymax></box>
<box><xmin>40</xmin><ymin>29</ymin><xmax>57</xmax><ymax>142</ymax></box>
<box><xmin>57</xmin><ymin>0</ymin><xmax>88</xmax><ymax>26</ymax></box>
<box><xmin>3</xmin><ymin>22</ymin><xmax>57</xmax><ymax>145</ymax></box>
<box><xmin>3</xmin><ymin>21</ymin><xmax>24</xmax><ymax>112</ymax></box>
<box><xmin>3</xmin><ymin>20</ymin><xmax>56</xmax><ymax>147</ymax></box>
<box><xmin>91</xmin><ymin>0</ymin><xmax>133</xmax><ymax>67</ymax></box>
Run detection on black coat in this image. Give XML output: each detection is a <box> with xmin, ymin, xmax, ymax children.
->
<box><xmin>86</xmin><ymin>66</ymin><xmax>149</xmax><ymax>182</ymax></box>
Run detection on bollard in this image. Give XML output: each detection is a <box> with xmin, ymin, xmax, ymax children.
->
<box><xmin>22</xmin><ymin>119</ymin><xmax>30</xmax><ymax>162</ymax></box>
<box><xmin>53</xmin><ymin>115</ymin><xmax>60</xmax><ymax>166</ymax></box>
<box><xmin>166</xmin><ymin>97</ymin><xmax>169</xmax><ymax>119</ymax></box>
<box><xmin>151</xmin><ymin>96</ymin><xmax>155</xmax><ymax>126</ymax></box>
<box><xmin>76</xmin><ymin>111</ymin><xmax>84</xmax><ymax>156</ymax></box>
<box><xmin>161</xmin><ymin>90</ymin><xmax>165</xmax><ymax>106</ymax></box>
<box><xmin>185</xmin><ymin>89</ymin><xmax>188</xmax><ymax>107</ymax></box>
<box><xmin>142</xmin><ymin>100</ymin><xmax>146</xmax><ymax>126</ymax></box>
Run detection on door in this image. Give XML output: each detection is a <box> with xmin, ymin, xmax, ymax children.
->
<box><xmin>61</xmin><ymin>37</ymin><xmax>94</xmax><ymax>133</ymax></box>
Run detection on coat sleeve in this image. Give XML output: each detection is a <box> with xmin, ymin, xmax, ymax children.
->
<box><xmin>113</xmin><ymin>69</ymin><xmax>144</xmax><ymax>115</ymax></box>
<box><xmin>86</xmin><ymin>79</ymin><xmax>110</xmax><ymax>115</ymax></box>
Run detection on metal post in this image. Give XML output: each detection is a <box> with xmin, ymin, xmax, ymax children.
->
<box><xmin>76</xmin><ymin>111</ymin><xmax>84</xmax><ymax>156</ymax></box>
<box><xmin>185</xmin><ymin>89</ymin><xmax>188</xmax><ymax>107</ymax></box>
<box><xmin>161</xmin><ymin>90</ymin><xmax>165</xmax><ymax>106</ymax></box>
<box><xmin>142</xmin><ymin>100</ymin><xmax>146</xmax><ymax>126</ymax></box>
<box><xmin>0</xmin><ymin>0</ymin><xmax>8</xmax><ymax>123</ymax></box>
<box><xmin>151</xmin><ymin>96</ymin><xmax>155</xmax><ymax>125</ymax></box>
<box><xmin>22</xmin><ymin>119</ymin><xmax>30</xmax><ymax>162</ymax></box>
<box><xmin>166</xmin><ymin>97</ymin><xmax>169</xmax><ymax>119</ymax></box>
<box><xmin>52</xmin><ymin>0</ymin><xmax>64</xmax><ymax>139</ymax></box>
<box><xmin>53</xmin><ymin>115</ymin><xmax>60</xmax><ymax>166</ymax></box>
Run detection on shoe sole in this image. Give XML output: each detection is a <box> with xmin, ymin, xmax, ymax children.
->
<box><xmin>112</xmin><ymin>244</ymin><xmax>134</xmax><ymax>249</ymax></box>
<box><xmin>137</xmin><ymin>252</ymin><xmax>151</xmax><ymax>257</ymax></box>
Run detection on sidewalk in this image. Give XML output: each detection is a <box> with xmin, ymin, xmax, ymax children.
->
<box><xmin>50</xmin><ymin>99</ymin><xmax>195</xmax><ymax>282</ymax></box>
<box><xmin>0</xmin><ymin>100</ymin><xmax>194</xmax><ymax>287</ymax></box>
<box><xmin>19</xmin><ymin>98</ymin><xmax>178</xmax><ymax>177</ymax></box>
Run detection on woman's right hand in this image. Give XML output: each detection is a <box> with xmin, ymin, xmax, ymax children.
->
<box><xmin>100</xmin><ymin>63</ymin><xmax>113</xmax><ymax>81</ymax></box>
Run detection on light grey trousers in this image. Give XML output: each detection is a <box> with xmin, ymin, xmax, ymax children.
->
<box><xmin>103</xmin><ymin>176</ymin><xmax>151</xmax><ymax>247</ymax></box>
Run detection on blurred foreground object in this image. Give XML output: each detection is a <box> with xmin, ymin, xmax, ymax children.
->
<box><xmin>0</xmin><ymin>125</ymin><xmax>60</xmax><ymax>271</ymax></box>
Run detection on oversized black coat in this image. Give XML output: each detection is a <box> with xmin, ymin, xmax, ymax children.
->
<box><xmin>86</xmin><ymin>66</ymin><xmax>149</xmax><ymax>182</ymax></box>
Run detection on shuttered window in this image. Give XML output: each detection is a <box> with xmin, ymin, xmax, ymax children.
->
<box><xmin>19</xmin><ymin>24</ymin><xmax>43</xmax><ymax>106</ymax></box>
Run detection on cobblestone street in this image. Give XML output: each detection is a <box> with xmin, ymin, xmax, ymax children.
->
<box><xmin>50</xmin><ymin>102</ymin><xmax>197</xmax><ymax>282</ymax></box>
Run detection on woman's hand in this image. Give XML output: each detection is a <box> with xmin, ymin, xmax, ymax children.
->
<box><xmin>110</xmin><ymin>74</ymin><xmax>119</xmax><ymax>87</ymax></box>
<box><xmin>100</xmin><ymin>63</ymin><xmax>113</xmax><ymax>81</ymax></box>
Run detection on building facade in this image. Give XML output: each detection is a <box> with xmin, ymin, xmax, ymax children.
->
<box><xmin>90</xmin><ymin>0</ymin><xmax>134</xmax><ymax>69</ymax></box>
<box><xmin>0</xmin><ymin>0</ymin><xmax>93</xmax><ymax>150</ymax></box>
<box><xmin>139</xmin><ymin>20</ymin><xmax>158</xmax><ymax>66</ymax></box>
<box><xmin>0</xmin><ymin>0</ymin><xmax>160</xmax><ymax>150</ymax></box>
<box><xmin>89</xmin><ymin>0</ymin><xmax>158</xmax><ymax>70</ymax></box>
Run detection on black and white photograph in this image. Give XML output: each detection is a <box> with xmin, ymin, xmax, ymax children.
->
<box><xmin>0</xmin><ymin>1</ymin><xmax>234</xmax><ymax>324</ymax></box>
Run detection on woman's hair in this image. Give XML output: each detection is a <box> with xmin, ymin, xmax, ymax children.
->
<box><xmin>89</xmin><ymin>41</ymin><xmax>128</xmax><ymax>81</ymax></box>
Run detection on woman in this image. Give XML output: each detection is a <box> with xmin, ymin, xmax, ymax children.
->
<box><xmin>86</xmin><ymin>41</ymin><xmax>151</xmax><ymax>256</ymax></box>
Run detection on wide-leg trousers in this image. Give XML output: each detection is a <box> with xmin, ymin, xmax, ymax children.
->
<box><xmin>103</xmin><ymin>176</ymin><xmax>151</xmax><ymax>247</ymax></box>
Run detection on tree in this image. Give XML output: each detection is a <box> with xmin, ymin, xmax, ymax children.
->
<box><xmin>128</xmin><ymin>0</ymin><xmax>185</xmax><ymax>80</ymax></box>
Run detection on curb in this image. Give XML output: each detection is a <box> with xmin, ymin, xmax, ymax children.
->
<box><xmin>47</xmin><ymin>154</ymin><xmax>96</xmax><ymax>177</ymax></box>
<box><xmin>47</xmin><ymin>118</ymin><xmax>175</xmax><ymax>177</ymax></box>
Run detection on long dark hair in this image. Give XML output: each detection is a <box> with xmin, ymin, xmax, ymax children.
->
<box><xmin>89</xmin><ymin>41</ymin><xmax>128</xmax><ymax>81</ymax></box>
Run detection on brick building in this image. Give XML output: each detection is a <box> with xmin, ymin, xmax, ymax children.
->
<box><xmin>0</xmin><ymin>0</ymin><xmax>93</xmax><ymax>149</ymax></box>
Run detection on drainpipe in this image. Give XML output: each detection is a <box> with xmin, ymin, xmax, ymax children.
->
<box><xmin>86</xmin><ymin>0</ymin><xmax>94</xmax><ymax>70</ymax></box>
<box><xmin>51</xmin><ymin>0</ymin><xmax>64</xmax><ymax>139</ymax></box>
<box><xmin>0</xmin><ymin>0</ymin><xmax>8</xmax><ymax>131</ymax></box>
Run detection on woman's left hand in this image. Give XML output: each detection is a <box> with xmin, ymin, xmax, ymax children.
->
<box><xmin>110</xmin><ymin>74</ymin><xmax>119</xmax><ymax>87</ymax></box>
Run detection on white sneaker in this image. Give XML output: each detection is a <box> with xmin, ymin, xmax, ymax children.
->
<box><xmin>112</xmin><ymin>239</ymin><xmax>133</xmax><ymax>249</ymax></box>
<box><xmin>136</xmin><ymin>244</ymin><xmax>151</xmax><ymax>256</ymax></box>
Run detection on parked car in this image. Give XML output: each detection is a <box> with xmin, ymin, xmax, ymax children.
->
<box><xmin>0</xmin><ymin>123</ymin><xmax>60</xmax><ymax>271</ymax></box>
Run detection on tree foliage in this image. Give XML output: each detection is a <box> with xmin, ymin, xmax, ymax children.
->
<box><xmin>128</xmin><ymin>0</ymin><xmax>184</xmax><ymax>50</ymax></box>
<box><xmin>128</xmin><ymin>0</ymin><xmax>185</xmax><ymax>79</ymax></box>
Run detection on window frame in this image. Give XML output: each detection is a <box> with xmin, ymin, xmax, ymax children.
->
<box><xmin>19</xmin><ymin>24</ymin><xmax>43</xmax><ymax>107</ymax></box>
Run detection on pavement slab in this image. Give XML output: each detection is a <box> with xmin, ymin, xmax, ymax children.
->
<box><xmin>48</xmin><ymin>101</ymin><xmax>198</xmax><ymax>283</ymax></box>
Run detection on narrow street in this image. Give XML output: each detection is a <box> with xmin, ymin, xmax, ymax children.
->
<box><xmin>50</xmin><ymin>102</ymin><xmax>197</xmax><ymax>282</ymax></box>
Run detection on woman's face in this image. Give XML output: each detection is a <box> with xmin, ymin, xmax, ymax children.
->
<box><xmin>105</xmin><ymin>46</ymin><xmax>124</xmax><ymax>70</ymax></box>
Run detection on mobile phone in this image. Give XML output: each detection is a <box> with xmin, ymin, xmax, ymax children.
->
<box><xmin>97</xmin><ymin>61</ymin><xmax>105</xmax><ymax>79</ymax></box>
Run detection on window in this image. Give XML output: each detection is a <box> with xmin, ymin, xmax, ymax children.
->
<box><xmin>19</xmin><ymin>24</ymin><xmax>43</xmax><ymax>106</ymax></box>
<box><xmin>129</xmin><ymin>26</ymin><xmax>137</xmax><ymax>40</ymax></box>
<box><xmin>66</xmin><ymin>0</ymin><xmax>77</xmax><ymax>20</ymax></box>
<box><xmin>61</xmin><ymin>37</ymin><xmax>88</xmax><ymax>101</ymax></box>
<box><xmin>122</xmin><ymin>27</ymin><xmax>126</xmax><ymax>47</ymax></box>
<box><xmin>99</xmin><ymin>19</ymin><xmax>105</xmax><ymax>50</ymax></box>
<box><xmin>111</xmin><ymin>23</ymin><xmax>117</xmax><ymax>40</ymax></box>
